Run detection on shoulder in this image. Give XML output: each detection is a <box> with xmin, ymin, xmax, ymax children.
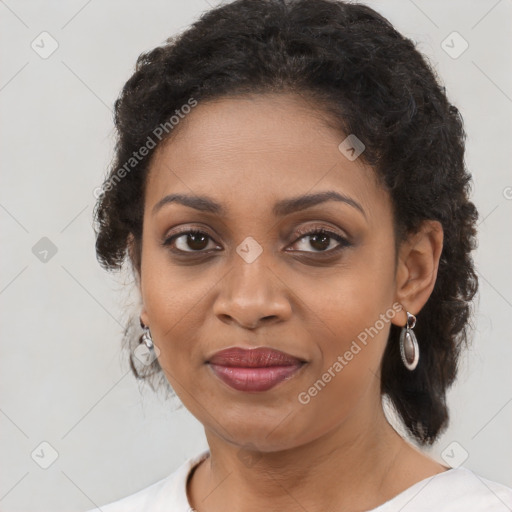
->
<box><xmin>431</xmin><ymin>467</ymin><xmax>512</xmax><ymax>509</ymax></box>
<box><xmin>83</xmin><ymin>450</ymin><xmax>210</xmax><ymax>512</ymax></box>
<box><xmin>382</xmin><ymin>466</ymin><xmax>512</xmax><ymax>511</ymax></box>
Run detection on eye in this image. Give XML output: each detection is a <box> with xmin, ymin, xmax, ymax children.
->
<box><xmin>163</xmin><ymin>229</ymin><xmax>220</xmax><ymax>253</ymax></box>
<box><xmin>289</xmin><ymin>228</ymin><xmax>351</xmax><ymax>253</ymax></box>
<box><xmin>162</xmin><ymin>226</ymin><xmax>351</xmax><ymax>256</ymax></box>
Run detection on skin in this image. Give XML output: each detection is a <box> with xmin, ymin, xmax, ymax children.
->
<box><xmin>134</xmin><ymin>92</ymin><xmax>446</xmax><ymax>512</ymax></box>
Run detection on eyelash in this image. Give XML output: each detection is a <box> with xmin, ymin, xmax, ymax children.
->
<box><xmin>162</xmin><ymin>226</ymin><xmax>351</xmax><ymax>256</ymax></box>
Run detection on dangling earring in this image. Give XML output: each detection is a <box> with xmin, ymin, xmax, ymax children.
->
<box><xmin>400</xmin><ymin>311</ymin><xmax>419</xmax><ymax>371</ymax></box>
<box><xmin>140</xmin><ymin>320</ymin><xmax>154</xmax><ymax>350</ymax></box>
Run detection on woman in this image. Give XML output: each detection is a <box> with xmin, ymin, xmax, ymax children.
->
<box><xmin>88</xmin><ymin>0</ymin><xmax>512</xmax><ymax>510</ymax></box>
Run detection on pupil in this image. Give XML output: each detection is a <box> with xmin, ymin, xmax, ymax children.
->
<box><xmin>188</xmin><ymin>233</ymin><xmax>208</xmax><ymax>250</ymax></box>
<box><xmin>310</xmin><ymin>234</ymin><xmax>329</xmax><ymax>251</ymax></box>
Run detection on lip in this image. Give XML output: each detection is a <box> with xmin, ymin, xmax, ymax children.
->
<box><xmin>207</xmin><ymin>347</ymin><xmax>306</xmax><ymax>392</ymax></box>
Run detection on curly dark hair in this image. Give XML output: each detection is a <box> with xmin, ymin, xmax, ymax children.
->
<box><xmin>93</xmin><ymin>0</ymin><xmax>478</xmax><ymax>446</ymax></box>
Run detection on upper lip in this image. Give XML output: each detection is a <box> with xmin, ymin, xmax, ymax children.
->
<box><xmin>207</xmin><ymin>347</ymin><xmax>306</xmax><ymax>367</ymax></box>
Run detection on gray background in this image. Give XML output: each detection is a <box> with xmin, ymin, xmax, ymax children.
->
<box><xmin>0</xmin><ymin>0</ymin><xmax>511</xmax><ymax>510</ymax></box>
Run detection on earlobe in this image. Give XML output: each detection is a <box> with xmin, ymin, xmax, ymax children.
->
<box><xmin>140</xmin><ymin>306</ymin><xmax>150</xmax><ymax>327</ymax></box>
<box><xmin>392</xmin><ymin>220</ymin><xmax>443</xmax><ymax>326</ymax></box>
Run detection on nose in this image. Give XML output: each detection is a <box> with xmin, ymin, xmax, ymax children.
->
<box><xmin>213</xmin><ymin>252</ymin><xmax>292</xmax><ymax>330</ymax></box>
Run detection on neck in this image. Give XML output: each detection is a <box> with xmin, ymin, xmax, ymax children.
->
<box><xmin>187</xmin><ymin>395</ymin><xmax>427</xmax><ymax>512</ymax></box>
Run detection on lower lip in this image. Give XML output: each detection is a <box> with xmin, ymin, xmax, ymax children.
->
<box><xmin>208</xmin><ymin>363</ymin><xmax>304</xmax><ymax>392</ymax></box>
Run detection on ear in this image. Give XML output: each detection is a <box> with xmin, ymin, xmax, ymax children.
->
<box><xmin>391</xmin><ymin>220</ymin><xmax>443</xmax><ymax>327</ymax></box>
<box><xmin>140</xmin><ymin>305</ymin><xmax>150</xmax><ymax>327</ymax></box>
<box><xmin>127</xmin><ymin>234</ymin><xmax>150</xmax><ymax>326</ymax></box>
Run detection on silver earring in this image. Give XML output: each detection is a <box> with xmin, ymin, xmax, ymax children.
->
<box><xmin>400</xmin><ymin>312</ymin><xmax>419</xmax><ymax>371</ymax></box>
<box><xmin>141</xmin><ymin>325</ymin><xmax>154</xmax><ymax>350</ymax></box>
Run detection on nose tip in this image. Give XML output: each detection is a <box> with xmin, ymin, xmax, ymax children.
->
<box><xmin>218</xmin><ymin>313</ymin><xmax>279</xmax><ymax>330</ymax></box>
<box><xmin>248</xmin><ymin>315</ymin><xmax>280</xmax><ymax>329</ymax></box>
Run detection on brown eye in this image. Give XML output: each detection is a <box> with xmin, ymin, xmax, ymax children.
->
<box><xmin>290</xmin><ymin>228</ymin><xmax>351</xmax><ymax>253</ymax></box>
<box><xmin>163</xmin><ymin>230</ymin><xmax>219</xmax><ymax>253</ymax></box>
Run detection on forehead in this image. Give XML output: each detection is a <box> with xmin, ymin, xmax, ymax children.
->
<box><xmin>145</xmin><ymin>93</ymin><xmax>388</xmax><ymax>222</ymax></box>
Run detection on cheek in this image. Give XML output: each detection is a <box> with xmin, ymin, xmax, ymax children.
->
<box><xmin>139</xmin><ymin>245</ymin><xmax>209</xmax><ymax>367</ymax></box>
<box><xmin>307</xmin><ymin>233</ymin><xmax>396</xmax><ymax>338</ymax></box>
<box><xmin>298</xmin><ymin>234</ymin><xmax>397</xmax><ymax>394</ymax></box>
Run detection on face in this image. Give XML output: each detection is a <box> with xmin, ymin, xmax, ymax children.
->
<box><xmin>138</xmin><ymin>93</ymin><xmax>402</xmax><ymax>452</ymax></box>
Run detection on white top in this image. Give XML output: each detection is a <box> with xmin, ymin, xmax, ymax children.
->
<box><xmin>85</xmin><ymin>449</ymin><xmax>512</xmax><ymax>511</ymax></box>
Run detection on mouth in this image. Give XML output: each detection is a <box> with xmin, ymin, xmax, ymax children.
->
<box><xmin>206</xmin><ymin>347</ymin><xmax>307</xmax><ymax>392</ymax></box>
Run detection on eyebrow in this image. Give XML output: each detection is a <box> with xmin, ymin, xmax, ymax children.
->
<box><xmin>152</xmin><ymin>191</ymin><xmax>366</xmax><ymax>218</ymax></box>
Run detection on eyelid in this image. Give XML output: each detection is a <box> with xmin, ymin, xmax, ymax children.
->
<box><xmin>292</xmin><ymin>223</ymin><xmax>349</xmax><ymax>240</ymax></box>
<box><xmin>163</xmin><ymin>224</ymin><xmax>218</xmax><ymax>241</ymax></box>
